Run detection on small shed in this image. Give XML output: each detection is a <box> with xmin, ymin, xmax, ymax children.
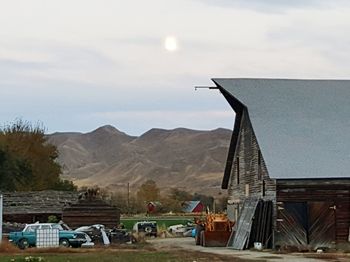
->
<box><xmin>2</xmin><ymin>190</ymin><xmax>78</xmax><ymax>223</ymax></box>
<box><xmin>210</xmin><ymin>78</ymin><xmax>350</xmax><ymax>250</ymax></box>
<box><xmin>62</xmin><ymin>190</ymin><xmax>120</xmax><ymax>229</ymax></box>
<box><xmin>182</xmin><ymin>201</ymin><xmax>204</xmax><ymax>213</ymax></box>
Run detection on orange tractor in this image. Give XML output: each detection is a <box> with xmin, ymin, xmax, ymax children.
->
<box><xmin>195</xmin><ymin>212</ymin><xmax>234</xmax><ymax>247</ymax></box>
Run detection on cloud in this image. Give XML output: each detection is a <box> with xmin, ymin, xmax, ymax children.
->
<box><xmin>1</xmin><ymin>0</ymin><xmax>350</xmax><ymax>134</ymax></box>
<box><xmin>195</xmin><ymin>0</ymin><xmax>349</xmax><ymax>13</ymax></box>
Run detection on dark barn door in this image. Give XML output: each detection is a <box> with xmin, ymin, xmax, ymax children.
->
<box><xmin>308</xmin><ymin>201</ymin><xmax>336</xmax><ymax>248</ymax></box>
<box><xmin>277</xmin><ymin>202</ymin><xmax>308</xmax><ymax>248</ymax></box>
<box><xmin>277</xmin><ymin>201</ymin><xmax>336</xmax><ymax>250</ymax></box>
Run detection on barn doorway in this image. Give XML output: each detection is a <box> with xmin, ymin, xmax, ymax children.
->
<box><xmin>277</xmin><ymin>201</ymin><xmax>336</xmax><ymax>250</ymax></box>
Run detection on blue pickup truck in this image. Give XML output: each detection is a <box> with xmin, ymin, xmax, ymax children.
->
<box><xmin>9</xmin><ymin>223</ymin><xmax>87</xmax><ymax>249</ymax></box>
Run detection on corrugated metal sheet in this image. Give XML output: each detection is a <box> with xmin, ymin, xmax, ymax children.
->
<box><xmin>213</xmin><ymin>78</ymin><xmax>350</xmax><ymax>179</ymax></box>
<box><xmin>227</xmin><ymin>198</ymin><xmax>259</xmax><ymax>250</ymax></box>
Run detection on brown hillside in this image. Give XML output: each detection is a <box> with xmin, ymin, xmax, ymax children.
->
<box><xmin>47</xmin><ymin>126</ymin><xmax>232</xmax><ymax>194</ymax></box>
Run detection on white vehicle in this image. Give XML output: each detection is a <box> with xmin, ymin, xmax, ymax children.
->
<box><xmin>133</xmin><ymin>221</ymin><xmax>157</xmax><ymax>237</ymax></box>
<box><xmin>168</xmin><ymin>222</ymin><xmax>195</xmax><ymax>237</ymax></box>
<box><xmin>167</xmin><ymin>224</ymin><xmax>187</xmax><ymax>234</ymax></box>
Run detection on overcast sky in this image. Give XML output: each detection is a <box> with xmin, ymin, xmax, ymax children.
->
<box><xmin>1</xmin><ymin>0</ymin><xmax>350</xmax><ymax>135</ymax></box>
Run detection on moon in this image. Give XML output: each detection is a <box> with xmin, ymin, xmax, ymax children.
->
<box><xmin>164</xmin><ymin>36</ymin><xmax>178</xmax><ymax>52</ymax></box>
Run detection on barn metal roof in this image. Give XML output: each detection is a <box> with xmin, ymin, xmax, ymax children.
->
<box><xmin>213</xmin><ymin>78</ymin><xmax>350</xmax><ymax>179</ymax></box>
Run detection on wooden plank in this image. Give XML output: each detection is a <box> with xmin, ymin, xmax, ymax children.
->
<box><xmin>308</xmin><ymin>201</ymin><xmax>336</xmax><ymax>249</ymax></box>
<box><xmin>275</xmin><ymin>202</ymin><xmax>308</xmax><ymax>249</ymax></box>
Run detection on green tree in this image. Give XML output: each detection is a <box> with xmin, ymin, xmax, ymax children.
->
<box><xmin>0</xmin><ymin>147</ymin><xmax>33</xmax><ymax>191</ymax></box>
<box><xmin>53</xmin><ymin>179</ymin><xmax>77</xmax><ymax>191</ymax></box>
<box><xmin>0</xmin><ymin>119</ymin><xmax>76</xmax><ymax>191</ymax></box>
<box><xmin>136</xmin><ymin>180</ymin><xmax>160</xmax><ymax>203</ymax></box>
<box><xmin>169</xmin><ymin>188</ymin><xmax>193</xmax><ymax>202</ymax></box>
<box><xmin>157</xmin><ymin>189</ymin><xmax>194</xmax><ymax>213</ymax></box>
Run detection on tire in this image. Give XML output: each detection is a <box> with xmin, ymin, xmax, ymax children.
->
<box><xmin>144</xmin><ymin>226</ymin><xmax>152</xmax><ymax>233</ymax></box>
<box><xmin>59</xmin><ymin>238</ymin><xmax>70</xmax><ymax>248</ymax></box>
<box><xmin>195</xmin><ymin>225</ymin><xmax>204</xmax><ymax>245</ymax></box>
<box><xmin>200</xmin><ymin>231</ymin><xmax>205</xmax><ymax>247</ymax></box>
<box><xmin>18</xmin><ymin>238</ymin><xmax>29</xmax><ymax>250</ymax></box>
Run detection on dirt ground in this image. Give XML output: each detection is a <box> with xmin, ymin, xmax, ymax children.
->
<box><xmin>148</xmin><ymin>237</ymin><xmax>350</xmax><ymax>262</ymax></box>
<box><xmin>1</xmin><ymin>237</ymin><xmax>349</xmax><ymax>262</ymax></box>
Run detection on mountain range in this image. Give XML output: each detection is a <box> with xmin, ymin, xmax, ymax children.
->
<box><xmin>47</xmin><ymin>125</ymin><xmax>232</xmax><ymax>195</ymax></box>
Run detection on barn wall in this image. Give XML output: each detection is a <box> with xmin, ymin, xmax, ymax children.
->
<box><xmin>276</xmin><ymin>179</ymin><xmax>350</xmax><ymax>248</ymax></box>
<box><xmin>62</xmin><ymin>199</ymin><xmax>120</xmax><ymax>229</ymax></box>
<box><xmin>227</xmin><ymin>109</ymin><xmax>276</xmax><ymax>207</ymax></box>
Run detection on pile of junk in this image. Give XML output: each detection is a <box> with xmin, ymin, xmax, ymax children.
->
<box><xmin>73</xmin><ymin>224</ymin><xmax>131</xmax><ymax>245</ymax></box>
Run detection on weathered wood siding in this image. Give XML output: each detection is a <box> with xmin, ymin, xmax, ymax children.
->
<box><xmin>62</xmin><ymin>199</ymin><xmax>120</xmax><ymax>229</ymax></box>
<box><xmin>276</xmin><ymin>179</ymin><xmax>350</xmax><ymax>246</ymax></box>
<box><xmin>227</xmin><ymin>109</ymin><xmax>276</xmax><ymax>204</ymax></box>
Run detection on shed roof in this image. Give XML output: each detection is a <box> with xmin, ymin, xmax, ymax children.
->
<box><xmin>2</xmin><ymin>190</ymin><xmax>79</xmax><ymax>214</ymax></box>
<box><xmin>182</xmin><ymin>201</ymin><xmax>202</xmax><ymax>213</ymax></box>
<box><xmin>213</xmin><ymin>78</ymin><xmax>350</xmax><ymax>179</ymax></box>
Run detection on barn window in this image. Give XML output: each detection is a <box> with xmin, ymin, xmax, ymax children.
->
<box><xmin>258</xmin><ymin>150</ymin><xmax>262</xmax><ymax>180</ymax></box>
<box><xmin>262</xmin><ymin>180</ymin><xmax>266</xmax><ymax>197</ymax></box>
<box><xmin>236</xmin><ymin>157</ymin><xmax>240</xmax><ymax>184</ymax></box>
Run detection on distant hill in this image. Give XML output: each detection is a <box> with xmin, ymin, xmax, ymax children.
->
<box><xmin>47</xmin><ymin>125</ymin><xmax>232</xmax><ymax>194</ymax></box>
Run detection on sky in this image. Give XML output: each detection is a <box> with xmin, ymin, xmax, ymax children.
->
<box><xmin>1</xmin><ymin>0</ymin><xmax>350</xmax><ymax>135</ymax></box>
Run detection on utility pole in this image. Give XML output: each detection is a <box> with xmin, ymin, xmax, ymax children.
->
<box><xmin>0</xmin><ymin>194</ymin><xmax>3</xmax><ymax>243</ymax></box>
<box><xmin>127</xmin><ymin>183</ymin><xmax>130</xmax><ymax>215</ymax></box>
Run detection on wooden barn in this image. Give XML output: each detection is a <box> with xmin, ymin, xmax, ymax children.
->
<box><xmin>210</xmin><ymin>78</ymin><xmax>350</xmax><ymax>250</ymax></box>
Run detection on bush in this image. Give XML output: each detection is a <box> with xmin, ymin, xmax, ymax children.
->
<box><xmin>47</xmin><ymin>215</ymin><xmax>58</xmax><ymax>223</ymax></box>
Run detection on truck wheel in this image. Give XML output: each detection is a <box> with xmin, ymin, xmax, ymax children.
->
<box><xmin>195</xmin><ymin>225</ymin><xmax>204</xmax><ymax>245</ymax></box>
<box><xmin>201</xmin><ymin>231</ymin><xmax>205</xmax><ymax>247</ymax></box>
<box><xmin>200</xmin><ymin>231</ymin><xmax>205</xmax><ymax>246</ymax></box>
<box><xmin>59</xmin><ymin>238</ymin><xmax>70</xmax><ymax>247</ymax></box>
<box><xmin>18</xmin><ymin>238</ymin><xmax>29</xmax><ymax>250</ymax></box>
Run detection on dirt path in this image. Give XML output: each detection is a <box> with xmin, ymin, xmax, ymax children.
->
<box><xmin>149</xmin><ymin>237</ymin><xmax>349</xmax><ymax>262</ymax></box>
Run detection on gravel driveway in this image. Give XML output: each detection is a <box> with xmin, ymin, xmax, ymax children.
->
<box><xmin>149</xmin><ymin>237</ymin><xmax>348</xmax><ymax>262</ymax></box>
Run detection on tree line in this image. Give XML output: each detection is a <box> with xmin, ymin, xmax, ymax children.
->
<box><xmin>109</xmin><ymin>179</ymin><xmax>228</xmax><ymax>214</ymax></box>
<box><xmin>0</xmin><ymin>120</ymin><xmax>76</xmax><ymax>191</ymax></box>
